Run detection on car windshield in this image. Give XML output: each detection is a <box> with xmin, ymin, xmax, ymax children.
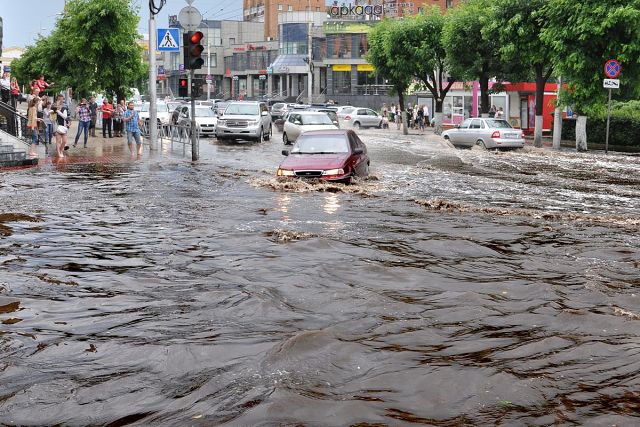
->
<box><xmin>485</xmin><ymin>119</ymin><xmax>513</xmax><ymax>129</ymax></box>
<box><xmin>300</xmin><ymin>115</ymin><xmax>333</xmax><ymax>125</ymax></box>
<box><xmin>141</xmin><ymin>103</ymin><xmax>169</xmax><ymax>112</ymax></box>
<box><xmin>291</xmin><ymin>135</ymin><xmax>349</xmax><ymax>154</ymax></box>
<box><xmin>224</xmin><ymin>104</ymin><xmax>260</xmax><ymax>115</ymax></box>
<box><xmin>195</xmin><ymin>107</ymin><xmax>214</xmax><ymax>117</ymax></box>
<box><xmin>272</xmin><ymin>103</ymin><xmax>285</xmax><ymax>109</ymax></box>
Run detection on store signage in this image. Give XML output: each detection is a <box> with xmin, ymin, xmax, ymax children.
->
<box><xmin>356</xmin><ymin>64</ymin><xmax>375</xmax><ymax>72</ymax></box>
<box><xmin>328</xmin><ymin>4</ymin><xmax>384</xmax><ymax>17</ymax></box>
<box><xmin>332</xmin><ymin>64</ymin><xmax>352</xmax><ymax>72</ymax></box>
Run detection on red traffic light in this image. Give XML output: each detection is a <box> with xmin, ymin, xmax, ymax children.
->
<box><xmin>179</xmin><ymin>78</ymin><xmax>188</xmax><ymax>87</ymax></box>
<box><xmin>190</xmin><ymin>31</ymin><xmax>204</xmax><ymax>44</ymax></box>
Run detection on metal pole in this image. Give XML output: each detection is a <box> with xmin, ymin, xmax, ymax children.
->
<box><xmin>307</xmin><ymin>6</ymin><xmax>313</xmax><ymax>104</ymax></box>
<box><xmin>605</xmin><ymin>88</ymin><xmax>612</xmax><ymax>155</ymax></box>
<box><xmin>149</xmin><ymin>14</ymin><xmax>158</xmax><ymax>150</ymax></box>
<box><xmin>552</xmin><ymin>76</ymin><xmax>562</xmax><ymax>150</ymax></box>
<box><xmin>207</xmin><ymin>34</ymin><xmax>211</xmax><ymax>101</ymax></box>
<box><xmin>190</xmin><ymin>68</ymin><xmax>198</xmax><ymax>161</ymax></box>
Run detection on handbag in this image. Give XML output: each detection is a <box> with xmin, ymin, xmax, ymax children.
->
<box><xmin>56</xmin><ymin>125</ymin><xmax>68</xmax><ymax>135</ymax></box>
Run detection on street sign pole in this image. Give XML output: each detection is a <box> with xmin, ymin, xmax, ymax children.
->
<box><xmin>149</xmin><ymin>14</ymin><xmax>158</xmax><ymax>150</ymax></box>
<box><xmin>605</xmin><ymin>88</ymin><xmax>612</xmax><ymax>155</ymax></box>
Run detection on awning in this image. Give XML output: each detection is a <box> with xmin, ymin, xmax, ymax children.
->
<box><xmin>269</xmin><ymin>54</ymin><xmax>308</xmax><ymax>74</ymax></box>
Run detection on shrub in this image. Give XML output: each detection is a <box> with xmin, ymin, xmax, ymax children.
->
<box><xmin>561</xmin><ymin>101</ymin><xmax>640</xmax><ymax>148</ymax></box>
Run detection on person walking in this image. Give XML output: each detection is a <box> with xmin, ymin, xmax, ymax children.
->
<box><xmin>73</xmin><ymin>98</ymin><xmax>91</xmax><ymax>148</ymax></box>
<box><xmin>88</xmin><ymin>96</ymin><xmax>98</xmax><ymax>137</ymax></box>
<box><xmin>417</xmin><ymin>105</ymin><xmax>425</xmax><ymax>131</ymax></box>
<box><xmin>396</xmin><ymin>106</ymin><xmax>402</xmax><ymax>130</ymax></box>
<box><xmin>53</xmin><ymin>94</ymin><xmax>69</xmax><ymax>158</ymax></box>
<box><xmin>26</xmin><ymin>97</ymin><xmax>41</xmax><ymax>157</ymax></box>
<box><xmin>122</xmin><ymin>101</ymin><xmax>143</xmax><ymax>157</ymax></box>
<box><xmin>101</xmin><ymin>98</ymin><xmax>114</xmax><ymax>138</ymax></box>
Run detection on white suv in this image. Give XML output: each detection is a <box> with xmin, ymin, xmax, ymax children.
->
<box><xmin>215</xmin><ymin>101</ymin><xmax>272</xmax><ymax>142</ymax></box>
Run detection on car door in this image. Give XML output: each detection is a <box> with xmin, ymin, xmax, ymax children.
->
<box><xmin>451</xmin><ymin>118</ymin><xmax>471</xmax><ymax>145</ymax></box>
<box><xmin>366</xmin><ymin>109</ymin><xmax>381</xmax><ymax>127</ymax></box>
<box><xmin>468</xmin><ymin>119</ymin><xmax>483</xmax><ymax>144</ymax></box>
<box><xmin>286</xmin><ymin>113</ymin><xmax>301</xmax><ymax>141</ymax></box>
<box><xmin>347</xmin><ymin>132</ymin><xmax>362</xmax><ymax>174</ymax></box>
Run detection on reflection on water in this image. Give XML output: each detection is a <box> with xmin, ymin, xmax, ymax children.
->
<box><xmin>1</xmin><ymin>137</ymin><xmax>639</xmax><ymax>426</ymax></box>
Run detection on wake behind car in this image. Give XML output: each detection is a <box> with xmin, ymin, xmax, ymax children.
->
<box><xmin>283</xmin><ymin>111</ymin><xmax>339</xmax><ymax>145</ymax></box>
<box><xmin>277</xmin><ymin>129</ymin><xmax>370</xmax><ymax>184</ymax></box>
<box><xmin>442</xmin><ymin>118</ymin><xmax>525</xmax><ymax>149</ymax></box>
<box><xmin>216</xmin><ymin>101</ymin><xmax>272</xmax><ymax>142</ymax></box>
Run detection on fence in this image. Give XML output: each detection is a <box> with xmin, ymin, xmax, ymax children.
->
<box><xmin>139</xmin><ymin>120</ymin><xmax>200</xmax><ymax>156</ymax></box>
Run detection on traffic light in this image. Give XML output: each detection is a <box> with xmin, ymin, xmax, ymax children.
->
<box><xmin>191</xmin><ymin>78</ymin><xmax>203</xmax><ymax>99</ymax></box>
<box><xmin>178</xmin><ymin>78</ymin><xmax>188</xmax><ymax>97</ymax></box>
<box><xmin>183</xmin><ymin>31</ymin><xmax>204</xmax><ymax>70</ymax></box>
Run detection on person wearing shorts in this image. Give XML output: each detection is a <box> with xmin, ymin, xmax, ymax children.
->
<box><xmin>122</xmin><ymin>101</ymin><xmax>143</xmax><ymax>157</ymax></box>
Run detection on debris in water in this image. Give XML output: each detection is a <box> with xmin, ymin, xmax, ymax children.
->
<box><xmin>264</xmin><ymin>229</ymin><xmax>317</xmax><ymax>243</ymax></box>
<box><xmin>249</xmin><ymin>177</ymin><xmax>379</xmax><ymax>195</ymax></box>
<box><xmin>613</xmin><ymin>306</ymin><xmax>640</xmax><ymax>320</ymax></box>
<box><xmin>85</xmin><ymin>344</ymin><xmax>97</xmax><ymax>353</ymax></box>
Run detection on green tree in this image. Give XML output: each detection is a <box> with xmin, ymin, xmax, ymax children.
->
<box><xmin>491</xmin><ymin>0</ymin><xmax>555</xmax><ymax>148</ymax></box>
<box><xmin>12</xmin><ymin>0</ymin><xmax>145</xmax><ymax>101</ymax></box>
<box><xmin>403</xmin><ymin>8</ymin><xmax>455</xmax><ymax>134</ymax></box>
<box><xmin>443</xmin><ymin>0</ymin><xmax>505</xmax><ymax>117</ymax></box>
<box><xmin>367</xmin><ymin>19</ymin><xmax>414</xmax><ymax>135</ymax></box>
<box><xmin>541</xmin><ymin>0</ymin><xmax>640</xmax><ymax>150</ymax></box>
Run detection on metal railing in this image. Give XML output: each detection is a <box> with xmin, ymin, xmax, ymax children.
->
<box><xmin>0</xmin><ymin>100</ymin><xmax>31</xmax><ymax>147</ymax></box>
<box><xmin>141</xmin><ymin>122</ymin><xmax>200</xmax><ymax>156</ymax></box>
<box><xmin>354</xmin><ymin>85</ymin><xmax>394</xmax><ymax>96</ymax></box>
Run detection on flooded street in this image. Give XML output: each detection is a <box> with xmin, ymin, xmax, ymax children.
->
<box><xmin>1</xmin><ymin>128</ymin><xmax>639</xmax><ymax>425</ymax></box>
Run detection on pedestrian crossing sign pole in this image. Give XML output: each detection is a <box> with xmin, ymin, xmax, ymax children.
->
<box><xmin>157</xmin><ymin>28</ymin><xmax>180</xmax><ymax>52</ymax></box>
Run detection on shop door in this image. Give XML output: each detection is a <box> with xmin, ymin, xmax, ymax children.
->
<box><xmin>520</xmin><ymin>98</ymin><xmax>529</xmax><ymax>130</ymax></box>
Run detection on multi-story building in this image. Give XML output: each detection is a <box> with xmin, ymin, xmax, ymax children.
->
<box><xmin>243</xmin><ymin>0</ymin><xmax>325</xmax><ymax>41</ymax></box>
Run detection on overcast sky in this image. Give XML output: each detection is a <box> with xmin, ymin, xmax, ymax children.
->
<box><xmin>2</xmin><ymin>0</ymin><xmax>246</xmax><ymax>48</ymax></box>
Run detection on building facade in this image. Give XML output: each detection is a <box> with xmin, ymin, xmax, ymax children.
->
<box><xmin>244</xmin><ymin>0</ymin><xmax>325</xmax><ymax>41</ymax></box>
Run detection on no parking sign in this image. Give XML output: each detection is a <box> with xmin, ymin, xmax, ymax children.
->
<box><xmin>604</xmin><ymin>59</ymin><xmax>621</xmax><ymax>78</ymax></box>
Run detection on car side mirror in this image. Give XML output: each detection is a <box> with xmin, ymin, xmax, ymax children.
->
<box><xmin>333</xmin><ymin>121</ymin><xmax>338</xmax><ymax>125</ymax></box>
<box><xmin>281</xmin><ymin>150</ymin><xmax>289</xmax><ymax>156</ymax></box>
<box><xmin>294</xmin><ymin>120</ymin><xmax>302</xmax><ymax>125</ymax></box>
<box><xmin>353</xmin><ymin>148</ymin><xmax>364</xmax><ymax>155</ymax></box>
<box><xmin>261</xmin><ymin>111</ymin><xmax>269</xmax><ymax>116</ymax></box>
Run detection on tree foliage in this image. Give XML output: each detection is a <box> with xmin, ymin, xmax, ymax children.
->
<box><xmin>12</xmin><ymin>0</ymin><xmax>146</xmax><ymax>100</ymax></box>
<box><xmin>443</xmin><ymin>0</ymin><xmax>506</xmax><ymax>115</ymax></box>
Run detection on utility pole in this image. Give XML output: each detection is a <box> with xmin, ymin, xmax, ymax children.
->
<box><xmin>190</xmin><ymin>69</ymin><xmax>198</xmax><ymax>161</ymax></box>
<box><xmin>148</xmin><ymin>11</ymin><xmax>158</xmax><ymax>150</ymax></box>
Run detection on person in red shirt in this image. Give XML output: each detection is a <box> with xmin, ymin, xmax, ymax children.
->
<box><xmin>36</xmin><ymin>75</ymin><xmax>51</xmax><ymax>94</ymax></box>
<box><xmin>101</xmin><ymin>98</ymin><xmax>114</xmax><ymax>138</ymax></box>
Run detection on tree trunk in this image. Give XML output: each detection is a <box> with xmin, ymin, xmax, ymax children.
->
<box><xmin>479</xmin><ymin>75</ymin><xmax>490</xmax><ymax>116</ymax></box>
<box><xmin>433</xmin><ymin>99</ymin><xmax>444</xmax><ymax>135</ymax></box>
<box><xmin>398</xmin><ymin>90</ymin><xmax>408</xmax><ymax>135</ymax></box>
<box><xmin>575</xmin><ymin>115</ymin><xmax>588</xmax><ymax>151</ymax></box>
<box><xmin>534</xmin><ymin>65</ymin><xmax>552</xmax><ymax>148</ymax></box>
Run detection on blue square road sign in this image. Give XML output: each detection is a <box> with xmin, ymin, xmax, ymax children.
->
<box><xmin>157</xmin><ymin>28</ymin><xmax>180</xmax><ymax>52</ymax></box>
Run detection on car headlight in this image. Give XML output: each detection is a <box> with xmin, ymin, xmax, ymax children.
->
<box><xmin>217</xmin><ymin>119</ymin><xmax>226</xmax><ymax>126</ymax></box>
<box><xmin>322</xmin><ymin>168</ymin><xmax>345</xmax><ymax>176</ymax></box>
<box><xmin>276</xmin><ymin>168</ymin><xmax>295</xmax><ymax>177</ymax></box>
<box><xmin>252</xmin><ymin>119</ymin><xmax>261</xmax><ymax>125</ymax></box>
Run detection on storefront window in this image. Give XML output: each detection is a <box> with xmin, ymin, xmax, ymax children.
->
<box><xmin>327</xmin><ymin>34</ymin><xmax>352</xmax><ymax>59</ymax></box>
<box><xmin>464</xmin><ymin>95</ymin><xmax>472</xmax><ymax>118</ymax></box>
<box><xmin>356</xmin><ymin>34</ymin><xmax>369</xmax><ymax>58</ymax></box>
<box><xmin>333</xmin><ymin>71</ymin><xmax>351</xmax><ymax>94</ymax></box>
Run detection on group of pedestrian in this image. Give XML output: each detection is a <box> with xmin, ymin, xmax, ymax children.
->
<box><xmin>488</xmin><ymin>105</ymin><xmax>504</xmax><ymax>118</ymax></box>
<box><xmin>26</xmin><ymin>91</ymin><xmax>70</xmax><ymax>158</ymax></box>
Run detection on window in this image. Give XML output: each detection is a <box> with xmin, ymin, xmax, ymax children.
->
<box><xmin>470</xmin><ymin>119</ymin><xmax>482</xmax><ymax>129</ymax></box>
<box><xmin>446</xmin><ymin>0</ymin><xmax>453</xmax><ymax>8</ymax></box>
<box><xmin>332</xmin><ymin>71</ymin><xmax>351</xmax><ymax>95</ymax></box>
<box><xmin>316</xmin><ymin>7</ymin><xmax>320</xmax><ymax>11</ymax></box>
<box><xmin>205</xmin><ymin>53</ymin><xmax>217</xmax><ymax>68</ymax></box>
<box><xmin>229</xmin><ymin>38</ymin><xmax>235</xmax><ymax>45</ymax></box>
<box><xmin>288</xmin><ymin>5</ymin><xmax>293</xmax><ymax>11</ymax></box>
<box><xmin>459</xmin><ymin>119</ymin><xmax>471</xmax><ymax>129</ymax></box>
<box><xmin>278</xmin><ymin>4</ymin><xmax>283</xmax><ymax>10</ymax></box>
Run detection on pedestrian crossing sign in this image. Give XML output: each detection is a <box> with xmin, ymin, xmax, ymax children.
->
<box><xmin>157</xmin><ymin>28</ymin><xmax>180</xmax><ymax>52</ymax></box>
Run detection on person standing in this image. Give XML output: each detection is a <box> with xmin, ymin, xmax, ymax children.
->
<box><xmin>113</xmin><ymin>99</ymin><xmax>125</xmax><ymax>137</ymax></box>
<box><xmin>122</xmin><ymin>101</ymin><xmax>143</xmax><ymax>157</ymax></box>
<box><xmin>10</xmin><ymin>77</ymin><xmax>21</xmax><ymax>108</ymax></box>
<box><xmin>73</xmin><ymin>98</ymin><xmax>92</xmax><ymax>148</ymax></box>
<box><xmin>42</xmin><ymin>100</ymin><xmax>54</xmax><ymax>148</ymax></box>
<box><xmin>101</xmin><ymin>98</ymin><xmax>114</xmax><ymax>138</ymax></box>
<box><xmin>417</xmin><ymin>105</ymin><xmax>425</xmax><ymax>131</ymax></box>
<box><xmin>0</xmin><ymin>72</ymin><xmax>11</xmax><ymax>104</ymax></box>
<box><xmin>53</xmin><ymin>94</ymin><xmax>69</xmax><ymax>158</ymax></box>
<box><xmin>495</xmin><ymin>107</ymin><xmax>504</xmax><ymax>119</ymax></box>
<box><xmin>489</xmin><ymin>105</ymin><xmax>497</xmax><ymax>118</ymax></box>
<box><xmin>26</xmin><ymin>97</ymin><xmax>41</xmax><ymax>157</ymax></box>
<box><xmin>88</xmin><ymin>96</ymin><xmax>98</xmax><ymax>137</ymax></box>
<box><xmin>36</xmin><ymin>75</ymin><xmax>52</xmax><ymax>95</ymax></box>
<box><xmin>396</xmin><ymin>106</ymin><xmax>402</xmax><ymax>130</ymax></box>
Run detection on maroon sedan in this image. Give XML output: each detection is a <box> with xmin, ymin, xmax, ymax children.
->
<box><xmin>277</xmin><ymin>129</ymin><xmax>370</xmax><ymax>183</ymax></box>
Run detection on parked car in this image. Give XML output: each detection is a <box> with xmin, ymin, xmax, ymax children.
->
<box><xmin>215</xmin><ymin>101</ymin><xmax>272</xmax><ymax>142</ymax></box>
<box><xmin>283</xmin><ymin>111</ymin><xmax>339</xmax><ymax>145</ymax></box>
<box><xmin>139</xmin><ymin>102</ymin><xmax>174</xmax><ymax>128</ymax></box>
<box><xmin>277</xmin><ymin>129</ymin><xmax>370</xmax><ymax>184</ymax></box>
<box><xmin>176</xmin><ymin>106</ymin><xmax>218</xmax><ymax>137</ymax></box>
<box><xmin>305</xmin><ymin>108</ymin><xmax>340</xmax><ymax>128</ymax></box>
<box><xmin>270</xmin><ymin>102</ymin><xmax>288</xmax><ymax>121</ymax></box>
<box><xmin>442</xmin><ymin>118</ymin><xmax>525</xmax><ymax>149</ymax></box>
<box><xmin>341</xmin><ymin>108</ymin><xmax>383</xmax><ymax>129</ymax></box>
<box><xmin>212</xmin><ymin>101</ymin><xmax>229</xmax><ymax>117</ymax></box>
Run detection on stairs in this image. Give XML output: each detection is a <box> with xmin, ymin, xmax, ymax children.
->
<box><xmin>0</xmin><ymin>129</ymin><xmax>37</xmax><ymax>168</ymax></box>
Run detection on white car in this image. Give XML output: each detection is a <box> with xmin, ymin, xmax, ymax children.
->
<box><xmin>340</xmin><ymin>107</ymin><xmax>383</xmax><ymax>129</ymax></box>
<box><xmin>139</xmin><ymin>102</ymin><xmax>173</xmax><ymax>126</ymax></box>
<box><xmin>177</xmin><ymin>106</ymin><xmax>218</xmax><ymax>137</ymax></box>
<box><xmin>283</xmin><ymin>111</ymin><xmax>339</xmax><ymax>145</ymax></box>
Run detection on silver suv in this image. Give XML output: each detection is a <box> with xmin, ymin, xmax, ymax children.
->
<box><xmin>215</xmin><ymin>101</ymin><xmax>272</xmax><ymax>142</ymax></box>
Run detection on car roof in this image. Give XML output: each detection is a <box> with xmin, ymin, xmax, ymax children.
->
<box><xmin>292</xmin><ymin>111</ymin><xmax>329</xmax><ymax>115</ymax></box>
<box><xmin>299</xmin><ymin>129</ymin><xmax>351</xmax><ymax>136</ymax></box>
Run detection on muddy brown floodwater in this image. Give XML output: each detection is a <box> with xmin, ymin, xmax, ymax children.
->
<box><xmin>1</xmin><ymin>130</ymin><xmax>640</xmax><ymax>426</ymax></box>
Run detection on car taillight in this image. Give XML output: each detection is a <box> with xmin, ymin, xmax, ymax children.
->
<box><xmin>491</xmin><ymin>131</ymin><xmax>500</xmax><ymax>139</ymax></box>
<box><xmin>344</xmin><ymin>115</ymin><xmax>351</xmax><ymax>121</ymax></box>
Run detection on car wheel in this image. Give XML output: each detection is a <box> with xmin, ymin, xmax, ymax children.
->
<box><xmin>258</xmin><ymin>128</ymin><xmax>264</xmax><ymax>143</ymax></box>
<box><xmin>283</xmin><ymin>133</ymin><xmax>290</xmax><ymax>145</ymax></box>
<box><xmin>353</xmin><ymin>122</ymin><xmax>361</xmax><ymax>129</ymax></box>
<box><xmin>478</xmin><ymin>139</ymin><xmax>488</xmax><ymax>150</ymax></box>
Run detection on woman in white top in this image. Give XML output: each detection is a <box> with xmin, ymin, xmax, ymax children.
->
<box><xmin>53</xmin><ymin>94</ymin><xmax>69</xmax><ymax>158</ymax></box>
